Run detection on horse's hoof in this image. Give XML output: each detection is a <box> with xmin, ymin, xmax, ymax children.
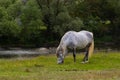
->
<box><xmin>57</xmin><ymin>61</ymin><xmax>64</xmax><ymax>64</ymax></box>
<box><xmin>81</xmin><ymin>61</ymin><xmax>89</xmax><ymax>64</ymax></box>
<box><xmin>81</xmin><ymin>61</ymin><xmax>86</xmax><ymax>64</ymax></box>
<box><xmin>57</xmin><ymin>63</ymin><xmax>63</xmax><ymax>64</ymax></box>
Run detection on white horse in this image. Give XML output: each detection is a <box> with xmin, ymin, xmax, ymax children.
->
<box><xmin>56</xmin><ymin>30</ymin><xmax>94</xmax><ymax>64</ymax></box>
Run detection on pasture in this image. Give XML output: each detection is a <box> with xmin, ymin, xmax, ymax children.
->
<box><xmin>0</xmin><ymin>52</ymin><xmax>120</xmax><ymax>80</ymax></box>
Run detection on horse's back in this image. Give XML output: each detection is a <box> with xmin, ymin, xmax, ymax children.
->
<box><xmin>79</xmin><ymin>30</ymin><xmax>93</xmax><ymax>38</ymax></box>
<box><xmin>60</xmin><ymin>30</ymin><xmax>93</xmax><ymax>49</ymax></box>
<box><xmin>78</xmin><ymin>30</ymin><xmax>93</xmax><ymax>42</ymax></box>
<box><xmin>61</xmin><ymin>31</ymin><xmax>76</xmax><ymax>40</ymax></box>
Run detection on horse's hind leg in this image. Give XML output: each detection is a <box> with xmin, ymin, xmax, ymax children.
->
<box><xmin>82</xmin><ymin>43</ymin><xmax>92</xmax><ymax>63</ymax></box>
<box><xmin>83</xmin><ymin>50</ymin><xmax>89</xmax><ymax>63</ymax></box>
<box><xmin>73</xmin><ymin>48</ymin><xmax>76</xmax><ymax>62</ymax></box>
<box><xmin>82</xmin><ymin>47</ymin><xmax>90</xmax><ymax>63</ymax></box>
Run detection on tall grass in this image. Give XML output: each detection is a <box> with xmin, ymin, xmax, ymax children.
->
<box><xmin>0</xmin><ymin>52</ymin><xmax>120</xmax><ymax>80</ymax></box>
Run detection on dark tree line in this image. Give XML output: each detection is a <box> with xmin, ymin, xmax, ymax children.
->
<box><xmin>0</xmin><ymin>0</ymin><xmax>120</xmax><ymax>48</ymax></box>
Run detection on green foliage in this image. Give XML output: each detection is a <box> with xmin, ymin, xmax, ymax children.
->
<box><xmin>0</xmin><ymin>0</ymin><xmax>12</xmax><ymax>8</ymax></box>
<box><xmin>54</xmin><ymin>14</ymin><xmax>84</xmax><ymax>36</ymax></box>
<box><xmin>19</xmin><ymin>0</ymin><xmax>43</xmax><ymax>44</ymax></box>
<box><xmin>36</xmin><ymin>0</ymin><xmax>84</xmax><ymax>37</ymax></box>
<box><xmin>0</xmin><ymin>5</ymin><xmax>21</xmax><ymax>44</ymax></box>
<box><xmin>0</xmin><ymin>0</ymin><xmax>120</xmax><ymax>46</ymax></box>
<box><xmin>0</xmin><ymin>20</ymin><xmax>20</xmax><ymax>36</ymax></box>
<box><xmin>72</xmin><ymin>0</ymin><xmax>120</xmax><ymax>43</ymax></box>
<box><xmin>0</xmin><ymin>0</ymin><xmax>44</xmax><ymax>45</ymax></box>
<box><xmin>7</xmin><ymin>0</ymin><xmax>22</xmax><ymax>19</ymax></box>
<box><xmin>0</xmin><ymin>7</ymin><xmax>8</xmax><ymax>21</ymax></box>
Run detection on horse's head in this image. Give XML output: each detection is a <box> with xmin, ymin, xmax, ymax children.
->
<box><xmin>56</xmin><ymin>47</ymin><xmax>64</xmax><ymax>64</ymax></box>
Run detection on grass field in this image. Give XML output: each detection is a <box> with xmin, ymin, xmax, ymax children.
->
<box><xmin>0</xmin><ymin>52</ymin><xmax>120</xmax><ymax>80</ymax></box>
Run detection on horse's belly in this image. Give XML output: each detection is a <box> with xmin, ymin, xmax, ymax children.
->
<box><xmin>77</xmin><ymin>43</ymin><xmax>87</xmax><ymax>49</ymax></box>
<box><xmin>67</xmin><ymin>43</ymin><xmax>87</xmax><ymax>49</ymax></box>
<box><xmin>74</xmin><ymin>39</ymin><xmax>89</xmax><ymax>49</ymax></box>
<box><xmin>66</xmin><ymin>41</ymin><xmax>87</xmax><ymax>49</ymax></box>
<box><xmin>67</xmin><ymin>42</ymin><xmax>76</xmax><ymax>49</ymax></box>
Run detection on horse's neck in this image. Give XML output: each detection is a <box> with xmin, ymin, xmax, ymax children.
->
<box><xmin>58</xmin><ymin>45</ymin><xmax>63</xmax><ymax>50</ymax></box>
<box><xmin>58</xmin><ymin>42</ymin><xmax>66</xmax><ymax>51</ymax></box>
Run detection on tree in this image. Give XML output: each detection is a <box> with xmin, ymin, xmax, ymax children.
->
<box><xmin>0</xmin><ymin>6</ymin><xmax>21</xmax><ymax>44</ymax></box>
<box><xmin>36</xmin><ymin>0</ymin><xmax>84</xmax><ymax>39</ymax></box>
<box><xmin>19</xmin><ymin>0</ymin><xmax>43</xmax><ymax>45</ymax></box>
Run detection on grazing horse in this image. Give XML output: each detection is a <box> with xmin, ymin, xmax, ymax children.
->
<box><xmin>56</xmin><ymin>30</ymin><xmax>94</xmax><ymax>64</ymax></box>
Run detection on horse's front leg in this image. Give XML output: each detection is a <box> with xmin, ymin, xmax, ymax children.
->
<box><xmin>73</xmin><ymin>48</ymin><xmax>76</xmax><ymax>62</ymax></box>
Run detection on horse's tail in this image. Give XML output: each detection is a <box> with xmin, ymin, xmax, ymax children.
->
<box><xmin>88</xmin><ymin>40</ymin><xmax>94</xmax><ymax>58</ymax></box>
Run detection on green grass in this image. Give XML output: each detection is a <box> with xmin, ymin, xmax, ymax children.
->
<box><xmin>0</xmin><ymin>52</ymin><xmax>120</xmax><ymax>80</ymax></box>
